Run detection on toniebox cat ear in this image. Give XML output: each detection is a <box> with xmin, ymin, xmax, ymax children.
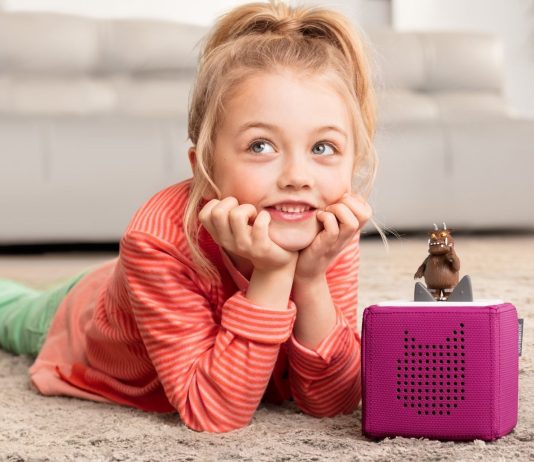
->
<box><xmin>414</xmin><ymin>282</ymin><xmax>435</xmax><ymax>302</ymax></box>
<box><xmin>446</xmin><ymin>275</ymin><xmax>474</xmax><ymax>302</ymax></box>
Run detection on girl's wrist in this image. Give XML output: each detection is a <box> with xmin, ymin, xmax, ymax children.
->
<box><xmin>293</xmin><ymin>273</ymin><xmax>327</xmax><ymax>300</ymax></box>
<box><xmin>293</xmin><ymin>270</ymin><xmax>326</xmax><ymax>286</ymax></box>
<box><xmin>292</xmin><ymin>274</ymin><xmax>336</xmax><ymax>349</ymax></box>
<box><xmin>246</xmin><ymin>262</ymin><xmax>297</xmax><ymax>310</ymax></box>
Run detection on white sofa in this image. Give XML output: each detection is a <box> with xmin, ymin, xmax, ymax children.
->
<box><xmin>0</xmin><ymin>12</ymin><xmax>533</xmax><ymax>244</ymax></box>
<box><xmin>368</xmin><ymin>31</ymin><xmax>534</xmax><ymax>231</ymax></box>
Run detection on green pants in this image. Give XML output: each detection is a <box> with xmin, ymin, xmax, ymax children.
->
<box><xmin>0</xmin><ymin>271</ymin><xmax>87</xmax><ymax>357</ymax></box>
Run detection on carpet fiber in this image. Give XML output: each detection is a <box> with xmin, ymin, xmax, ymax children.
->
<box><xmin>0</xmin><ymin>235</ymin><xmax>533</xmax><ymax>461</ymax></box>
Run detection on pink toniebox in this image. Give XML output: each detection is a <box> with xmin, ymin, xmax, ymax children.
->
<box><xmin>361</xmin><ymin>300</ymin><xmax>520</xmax><ymax>441</ymax></box>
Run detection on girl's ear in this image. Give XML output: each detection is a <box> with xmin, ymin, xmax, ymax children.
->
<box><xmin>188</xmin><ymin>147</ymin><xmax>197</xmax><ymax>173</ymax></box>
<box><xmin>188</xmin><ymin>146</ymin><xmax>217</xmax><ymax>201</ymax></box>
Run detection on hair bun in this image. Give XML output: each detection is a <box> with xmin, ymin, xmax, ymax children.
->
<box><xmin>202</xmin><ymin>1</ymin><xmax>334</xmax><ymax>57</ymax></box>
<box><xmin>246</xmin><ymin>16</ymin><xmax>330</xmax><ymax>40</ymax></box>
<box><xmin>245</xmin><ymin>16</ymin><xmax>301</xmax><ymax>36</ymax></box>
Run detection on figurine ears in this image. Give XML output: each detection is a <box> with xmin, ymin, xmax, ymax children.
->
<box><xmin>428</xmin><ymin>223</ymin><xmax>454</xmax><ymax>234</ymax></box>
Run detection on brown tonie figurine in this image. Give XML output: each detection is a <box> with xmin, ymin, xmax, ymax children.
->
<box><xmin>414</xmin><ymin>223</ymin><xmax>460</xmax><ymax>301</ymax></box>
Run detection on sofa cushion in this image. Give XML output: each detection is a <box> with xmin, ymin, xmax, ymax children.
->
<box><xmin>0</xmin><ymin>76</ymin><xmax>192</xmax><ymax>116</ymax></box>
<box><xmin>376</xmin><ymin>90</ymin><xmax>439</xmax><ymax>123</ymax></box>
<box><xmin>377</xmin><ymin>90</ymin><xmax>508</xmax><ymax>123</ymax></box>
<box><xmin>369</xmin><ymin>30</ymin><xmax>503</xmax><ymax>92</ymax></box>
<box><xmin>111</xmin><ymin>77</ymin><xmax>191</xmax><ymax>116</ymax></box>
<box><xmin>433</xmin><ymin>92</ymin><xmax>507</xmax><ymax>119</ymax></box>
<box><xmin>0</xmin><ymin>12</ymin><xmax>208</xmax><ymax>76</ymax></box>
<box><xmin>369</xmin><ymin>31</ymin><xmax>427</xmax><ymax>91</ymax></box>
<box><xmin>0</xmin><ymin>77</ymin><xmax>116</xmax><ymax>115</ymax></box>
<box><xmin>0</xmin><ymin>116</ymin><xmax>191</xmax><ymax>242</ymax></box>
<box><xmin>100</xmin><ymin>20</ymin><xmax>208</xmax><ymax>74</ymax></box>
<box><xmin>423</xmin><ymin>33</ymin><xmax>503</xmax><ymax>92</ymax></box>
<box><xmin>370</xmin><ymin>120</ymin><xmax>451</xmax><ymax>229</ymax></box>
<box><xmin>0</xmin><ymin>13</ymin><xmax>99</xmax><ymax>74</ymax></box>
<box><xmin>447</xmin><ymin>119</ymin><xmax>534</xmax><ymax>227</ymax></box>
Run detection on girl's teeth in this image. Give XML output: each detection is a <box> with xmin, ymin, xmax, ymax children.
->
<box><xmin>274</xmin><ymin>205</ymin><xmax>310</xmax><ymax>213</ymax></box>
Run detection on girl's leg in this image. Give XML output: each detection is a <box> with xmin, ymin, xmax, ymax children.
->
<box><xmin>0</xmin><ymin>271</ymin><xmax>87</xmax><ymax>357</ymax></box>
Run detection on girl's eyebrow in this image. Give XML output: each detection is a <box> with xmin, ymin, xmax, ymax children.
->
<box><xmin>237</xmin><ymin>121</ymin><xmax>347</xmax><ymax>139</ymax></box>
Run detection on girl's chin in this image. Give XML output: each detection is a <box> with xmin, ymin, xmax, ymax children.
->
<box><xmin>272</xmin><ymin>237</ymin><xmax>314</xmax><ymax>252</ymax></box>
<box><xmin>268</xmin><ymin>222</ymin><xmax>320</xmax><ymax>251</ymax></box>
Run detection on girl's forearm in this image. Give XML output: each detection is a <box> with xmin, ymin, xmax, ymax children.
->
<box><xmin>246</xmin><ymin>263</ymin><xmax>296</xmax><ymax>310</ymax></box>
<box><xmin>292</xmin><ymin>275</ymin><xmax>337</xmax><ymax>350</ymax></box>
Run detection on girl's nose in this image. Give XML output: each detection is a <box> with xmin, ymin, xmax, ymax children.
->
<box><xmin>277</xmin><ymin>155</ymin><xmax>313</xmax><ymax>190</ymax></box>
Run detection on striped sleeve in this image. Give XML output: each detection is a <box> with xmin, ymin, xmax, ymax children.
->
<box><xmin>121</xmin><ymin>231</ymin><xmax>297</xmax><ymax>433</ymax></box>
<box><xmin>287</xmin><ymin>234</ymin><xmax>362</xmax><ymax>417</ymax></box>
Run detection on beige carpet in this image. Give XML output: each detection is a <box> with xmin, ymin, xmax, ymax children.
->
<box><xmin>0</xmin><ymin>235</ymin><xmax>533</xmax><ymax>461</ymax></box>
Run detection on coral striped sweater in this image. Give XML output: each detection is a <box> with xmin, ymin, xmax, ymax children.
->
<box><xmin>29</xmin><ymin>179</ymin><xmax>362</xmax><ymax>433</ymax></box>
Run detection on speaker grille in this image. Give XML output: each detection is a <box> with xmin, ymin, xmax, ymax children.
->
<box><xmin>396</xmin><ymin>323</ymin><xmax>466</xmax><ymax>416</ymax></box>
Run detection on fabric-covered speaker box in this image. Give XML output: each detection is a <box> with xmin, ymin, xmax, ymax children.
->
<box><xmin>361</xmin><ymin>300</ymin><xmax>519</xmax><ymax>441</ymax></box>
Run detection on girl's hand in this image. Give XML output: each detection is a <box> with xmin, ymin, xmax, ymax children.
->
<box><xmin>199</xmin><ymin>197</ymin><xmax>298</xmax><ymax>272</ymax></box>
<box><xmin>294</xmin><ymin>193</ymin><xmax>372</xmax><ymax>281</ymax></box>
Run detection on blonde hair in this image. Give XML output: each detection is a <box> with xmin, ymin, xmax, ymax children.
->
<box><xmin>185</xmin><ymin>0</ymin><xmax>379</xmax><ymax>283</ymax></box>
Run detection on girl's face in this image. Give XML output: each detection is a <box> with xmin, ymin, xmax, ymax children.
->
<box><xmin>210</xmin><ymin>69</ymin><xmax>355</xmax><ymax>252</ymax></box>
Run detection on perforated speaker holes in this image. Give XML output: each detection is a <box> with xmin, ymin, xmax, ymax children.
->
<box><xmin>395</xmin><ymin>323</ymin><xmax>465</xmax><ymax>416</ymax></box>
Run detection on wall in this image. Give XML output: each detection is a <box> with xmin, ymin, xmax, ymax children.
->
<box><xmin>393</xmin><ymin>0</ymin><xmax>534</xmax><ymax>118</ymax></box>
<box><xmin>1</xmin><ymin>0</ymin><xmax>392</xmax><ymax>28</ymax></box>
<box><xmin>0</xmin><ymin>0</ymin><xmax>247</xmax><ymax>25</ymax></box>
<box><xmin>299</xmin><ymin>0</ymin><xmax>391</xmax><ymax>28</ymax></box>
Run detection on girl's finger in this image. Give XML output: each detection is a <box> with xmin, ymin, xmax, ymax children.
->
<box><xmin>325</xmin><ymin>203</ymin><xmax>359</xmax><ymax>226</ymax></box>
<box><xmin>228</xmin><ymin>204</ymin><xmax>257</xmax><ymax>250</ymax></box>
<box><xmin>251</xmin><ymin>209</ymin><xmax>271</xmax><ymax>246</ymax></box>
<box><xmin>339</xmin><ymin>193</ymin><xmax>373</xmax><ymax>225</ymax></box>
<box><xmin>325</xmin><ymin>202</ymin><xmax>360</xmax><ymax>236</ymax></box>
<box><xmin>317</xmin><ymin>210</ymin><xmax>340</xmax><ymax>244</ymax></box>
<box><xmin>210</xmin><ymin>196</ymin><xmax>239</xmax><ymax>243</ymax></box>
<box><xmin>198</xmin><ymin>198</ymin><xmax>220</xmax><ymax>226</ymax></box>
<box><xmin>198</xmin><ymin>198</ymin><xmax>222</xmax><ymax>238</ymax></box>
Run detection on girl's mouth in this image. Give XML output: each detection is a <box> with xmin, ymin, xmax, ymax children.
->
<box><xmin>265</xmin><ymin>207</ymin><xmax>316</xmax><ymax>222</ymax></box>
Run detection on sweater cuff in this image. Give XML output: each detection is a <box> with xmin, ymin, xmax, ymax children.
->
<box><xmin>221</xmin><ymin>290</ymin><xmax>297</xmax><ymax>344</ymax></box>
<box><xmin>288</xmin><ymin>314</ymin><xmax>354</xmax><ymax>375</ymax></box>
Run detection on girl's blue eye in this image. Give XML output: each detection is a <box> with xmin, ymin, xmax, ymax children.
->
<box><xmin>312</xmin><ymin>143</ymin><xmax>336</xmax><ymax>156</ymax></box>
<box><xmin>249</xmin><ymin>140</ymin><xmax>275</xmax><ymax>154</ymax></box>
<box><xmin>248</xmin><ymin>140</ymin><xmax>338</xmax><ymax>156</ymax></box>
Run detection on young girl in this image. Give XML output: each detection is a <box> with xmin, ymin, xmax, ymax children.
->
<box><xmin>0</xmin><ymin>0</ymin><xmax>378</xmax><ymax>433</ymax></box>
